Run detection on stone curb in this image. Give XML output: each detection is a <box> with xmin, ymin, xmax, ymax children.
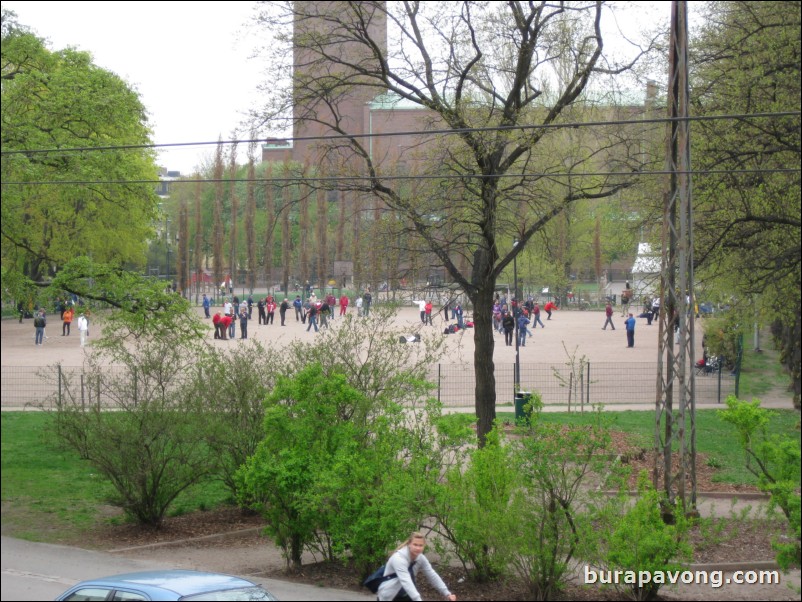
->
<box><xmin>107</xmin><ymin>526</ymin><xmax>263</xmax><ymax>553</ymax></box>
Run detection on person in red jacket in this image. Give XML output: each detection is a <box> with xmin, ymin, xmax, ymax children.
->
<box><xmin>603</xmin><ymin>303</ymin><xmax>615</xmax><ymax>330</ymax></box>
<box><xmin>220</xmin><ymin>314</ymin><xmax>232</xmax><ymax>339</ymax></box>
<box><xmin>339</xmin><ymin>294</ymin><xmax>349</xmax><ymax>316</ymax></box>
<box><xmin>544</xmin><ymin>300</ymin><xmax>558</xmax><ymax>320</ymax></box>
<box><xmin>212</xmin><ymin>311</ymin><xmax>222</xmax><ymax>339</ymax></box>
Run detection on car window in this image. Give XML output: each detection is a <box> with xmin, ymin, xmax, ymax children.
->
<box><xmin>112</xmin><ymin>590</ymin><xmax>150</xmax><ymax>601</ymax></box>
<box><xmin>62</xmin><ymin>587</ymin><xmax>113</xmax><ymax>601</ymax></box>
<box><xmin>182</xmin><ymin>586</ymin><xmax>278</xmax><ymax>601</ymax></box>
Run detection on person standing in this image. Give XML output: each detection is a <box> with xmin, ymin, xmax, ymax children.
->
<box><xmin>414</xmin><ymin>299</ymin><xmax>427</xmax><ymax>324</ymax></box>
<box><xmin>532</xmin><ymin>303</ymin><xmax>545</xmax><ymax>328</ymax></box>
<box><xmin>247</xmin><ymin>295</ymin><xmax>254</xmax><ymax>319</ymax></box>
<box><xmin>363</xmin><ymin>290</ymin><xmax>372</xmax><ymax>316</ymax></box>
<box><xmin>620</xmin><ymin>282</ymin><xmax>632</xmax><ymax>317</ymax></box>
<box><xmin>502</xmin><ymin>311</ymin><xmax>515</xmax><ymax>346</ymax></box>
<box><xmin>319</xmin><ymin>300</ymin><xmax>330</xmax><ymax>329</ymax></box>
<box><xmin>34</xmin><ymin>310</ymin><xmax>46</xmax><ymax>346</ymax></box>
<box><xmin>603</xmin><ymin>303</ymin><xmax>615</xmax><ymax>330</ymax></box>
<box><xmin>202</xmin><ymin>294</ymin><xmax>211</xmax><ymax>318</ymax></box>
<box><xmin>279</xmin><ymin>298</ymin><xmax>289</xmax><ymax>326</ymax></box>
<box><xmin>239</xmin><ymin>308</ymin><xmax>249</xmax><ymax>339</ymax></box>
<box><xmin>625</xmin><ymin>313</ymin><xmax>636</xmax><ymax>347</ymax></box>
<box><xmin>376</xmin><ymin>532</ymin><xmax>456</xmax><ymax>602</ymax></box>
<box><xmin>544</xmin><ymin>300</ymin><xmax>558</xmax><ymax>320</ymax></box>
<box><xmin>425</xmin><ymin>300</ymin><xmax>434</xmax><ymax>326</ymax></box>
<box><xmin>212</xmin><ymin>311</ymin><xmax>222</xmax><ymax>339</ymax></box>
<box><xmin>326</xmin><ymin>293</ymin><xmax>337</xmax><ymax>321</ymax></box>
<box><xmin>266</xmin><ymin>299</ymin><xmax>276</xmax><ymax>325</ymax></box>
<box><xmin>62</xmin><ymin>305</ymin><xmax>74</xmax><ymax>336</ymax></box>
<box><xmin>339</xmin><ymin>293</ymin><xmax>349</xmax><ymax>316</ymax></box>
<box><xmin>442</xmin><ymin>301</ymin><xmax>450</xmax><ymax>323</ymax></box>
<box><xmin>455</xmin><ymin>304</ymin><xmax>464</xmax><ymax>329</ymax></box>
<box><xmin>228</xmin><ymin>307</ymin><xmax>237</xmax><ymax>339</ymax></box>
<box><xmin>293</xmin><ymin>296</ymin><xmax>303</xmax><ymax>322</ymax></box>
<box><xmin>356</xmin><ymin>295</ymin><xmax>363</xmax><ymax>317</ymax></box>
<box><xmin>517</xmin><ymin>312</ymin><xmax>530</xmax><ymax>347</ymax></box>
<box><xmin>77</xmin><ymin>313</ymin><xmax>89</xmax><ymax>347</ymax></box>
<box><xmin>306</xmin><ymin>303</ymin><xmax>319</xmax><ymax>332</ymax></box>
<box><xmin>257</xmin><ymin>297</ymin><xmax>267</xmax><ymax>325</ymax></box>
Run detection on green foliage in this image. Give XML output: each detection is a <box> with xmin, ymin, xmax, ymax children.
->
<box><xmin>691</xmin><ymin>1</ymin><xmax>801</xmax><ymax>408</ymax></box>
<box><xmin>507</xmin><ymin>404</ymin><xmax>620</xmax><ymax>600</ymax></box>
<box><xmin>718</xmin><ymin>396</ymin><xmax>801</xmax><ymax>569</ymax></box>
<box><xmin>701</xmin><ymin>312</ymin><xmax>745</xmax><ymax>371</ymax></box>
<box><xmin>49</xmin><ymin>301</ymin><xmax>213</xmax><ymax>527</ymax></box>
<box><xmin>432</xmin><ymin>426</ymin><xmax>518</xmax><ymax>582</ymax></box>
<box><xmin>235</xmin><ymin>363</ymin><xmax>422</xmax><ymax>570</ymax></box>
<box><xmin>190</xmin><ymin>341</ymin><xmax>284</xmax><ymax>498</ymax></box>
<box><xmin>599</xmin><ymin>473</ymin><xmax>692</xmax><ymax>601</ymax></box>
<box><xmin>1</xmin><ymin>11</ymin><xmax>160</xmax><ymax>282</ymax></box>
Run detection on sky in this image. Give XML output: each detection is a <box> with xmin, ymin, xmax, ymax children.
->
<box><xmin>5</xmin><ymin>1</ymin><xmax>677</xmax><ymax>176</ymax></box>
<box><xmin>4</xmin><ymin>0</ymin><xmax>265</xmax><ymax>175</ymax></box>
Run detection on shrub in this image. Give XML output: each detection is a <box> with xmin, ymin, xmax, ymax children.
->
<box><xmin>718</xmin><ymin>396</ymin><xmax>801</xmax><ymax>569</ymax></box>
<box><xmin>599</xmin><ymin>473</ymin><xmax>692</xmax><ymax>601</ymax></box>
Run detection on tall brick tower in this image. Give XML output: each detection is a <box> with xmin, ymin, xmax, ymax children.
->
<box><xmin>263</xmin><ymin>1</ymin><xmax>388</xmax><ymax>168</ymax></box>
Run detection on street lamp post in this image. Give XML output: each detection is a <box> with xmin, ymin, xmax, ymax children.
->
<box><xmin>513</xmin><ymin>239</ymin><xmax>520</xmax><ymax>393</ymax></box>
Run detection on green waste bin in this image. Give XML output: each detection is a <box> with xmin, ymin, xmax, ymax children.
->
<box><xmin>514</xmin><ymin>391</ymin><xmax>532</xmax><ymax>423</ymax></box>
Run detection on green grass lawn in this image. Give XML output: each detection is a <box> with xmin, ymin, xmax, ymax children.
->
<box><xmin>1</xmin><ymin>412</ymin><xmax>230</xmax><ymax>544</ymax></box>
<box><xmin>496</xmin><ymin>408</ymin><xmax>799</xmax><ymax>486</ymax></box>
<box><xmin>2</xmin><ymin>406</ymin><xmax>799</xmax><ymax>544</ymax></box>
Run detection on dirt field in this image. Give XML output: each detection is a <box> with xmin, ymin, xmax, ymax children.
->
<box><xmin>2</xmin><ymin>302</ymin><xmax>793</xmax><ymax>410</ymax></box>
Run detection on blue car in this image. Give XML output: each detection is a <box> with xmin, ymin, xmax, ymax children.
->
<box><xmin>55</xmin><ymin>569</ymin><xmax>279</xmax><ymax>601</ymax></box>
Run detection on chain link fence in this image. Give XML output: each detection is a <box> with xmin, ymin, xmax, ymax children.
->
<box><xmin>2</xmin><ymin>361</ymin><xmax>734</xmax><ymax>410</ymax></box>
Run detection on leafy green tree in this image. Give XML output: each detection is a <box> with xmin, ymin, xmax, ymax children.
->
<box><xmin>690</xmin><ymin>1</ymin><xmax>801</xmax><ymax>407</ymax></box>
<box><xmin>1</xmin><ymin>11</ymin><xmax>159</xmax><ymax>284</ymax></box>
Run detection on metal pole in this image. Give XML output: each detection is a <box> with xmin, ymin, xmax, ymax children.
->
<box><xmin>514</xmin><ymin>242</ymin><xmax>520</xmax><ymax>394</ymax></box>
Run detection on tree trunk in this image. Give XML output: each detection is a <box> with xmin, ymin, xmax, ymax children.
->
<box><xmin>472</xmin><ymin>284</ymin><xmax>497</xmax><ymax>446</ymax></box>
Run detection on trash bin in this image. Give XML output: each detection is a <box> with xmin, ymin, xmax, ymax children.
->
<box><xmin>514</xmin><ymin>391</ymin><xmax>532</xmax><ymax>423</ymax></box>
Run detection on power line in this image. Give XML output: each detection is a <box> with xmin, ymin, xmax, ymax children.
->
<box><xmin>4</xmin><ymin>167</ymin><xmax>799</xmax><ymax>187</ymax></box>
<box><xmin>1</xmin><ymin>111</ymin><xmax>798</xmax><ymax>159</ymax></box>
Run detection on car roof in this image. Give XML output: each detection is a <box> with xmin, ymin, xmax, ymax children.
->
<box><xmin>83</xmin><ymin>570</ymin><xmax>257</xmax><ymax>596</ymax></box>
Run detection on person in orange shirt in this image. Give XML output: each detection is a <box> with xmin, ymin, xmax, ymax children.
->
<box><xmin>62</xmin><ymin>306</ymin><xmax>74</xmax><ymax>336</ymax></box>
<box><xmin>544</xmin><ymin>300</ymin><xmax>558</xmax><ymax>320</ymax></box>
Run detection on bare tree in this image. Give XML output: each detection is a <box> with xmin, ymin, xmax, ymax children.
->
<box><xmin>228</xmin><ymin>142</ymin><xmax>239</xmax><ymax>292</ymax></box>
<box><xmin>246</xmin><ymin>141</ymin><xmax>257</xmax><ymax>293</ymax></box>
<box><xmin>194</xmin><ymin>178</ymin><xmax>203</xmax><ymax>299</ymax></box>
<box><xmin>254</xmin><ymin>1</ymin><xmax>655</xmax><ymax>443</ymax></box>
<box><xmin>212</xmin><ymin>139</ymin><xmax>225</xmax><ymax>292</ymax></box>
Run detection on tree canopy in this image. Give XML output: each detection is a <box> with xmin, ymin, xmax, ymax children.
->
<box><xmin>690</xmin><ymin>0</ymin><xmax>801</xmax><ymax>406</ymax></box>
<box><xmin>1</xmin><ymin>10</ymin><xmax>160</xmax><ymax>287</ymax></box>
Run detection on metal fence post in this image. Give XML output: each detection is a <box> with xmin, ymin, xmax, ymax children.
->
<box><xmin>586</xmin><ymin>362</ymin><xmax>591</xmax><ymax>410</ymax></box>
<box><xmin>57</xmin><ymin>365</ymin><xmax>62</xmax><ymax>410</ymax></box>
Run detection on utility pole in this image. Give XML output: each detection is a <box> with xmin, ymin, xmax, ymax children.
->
<box><xmin>654</xmin><ymin>0</ymin><xmax>697</xmax><ymax>517</ymax></box>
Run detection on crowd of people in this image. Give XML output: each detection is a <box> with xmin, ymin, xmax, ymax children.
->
<box><xmin>206</xmin><ymin>288</ymin><xmax>376</xmax><ymax>339</ymax></box>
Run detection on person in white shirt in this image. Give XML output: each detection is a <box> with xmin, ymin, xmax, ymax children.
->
<box><xmin>77</xmin><ymin>314</ymin><xmax>89</xmax><ymax>347</ymax></box>
<box><xmin>377</xmin><ymin>532</ymin><xmax>456</xmax><ymax>602</ymax></box>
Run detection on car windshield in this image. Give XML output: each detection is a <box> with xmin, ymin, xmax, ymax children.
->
<box><xmin>181</xmin><ymin>586</ymin><xmax>278</xmax><ymax>601</ymax></box>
